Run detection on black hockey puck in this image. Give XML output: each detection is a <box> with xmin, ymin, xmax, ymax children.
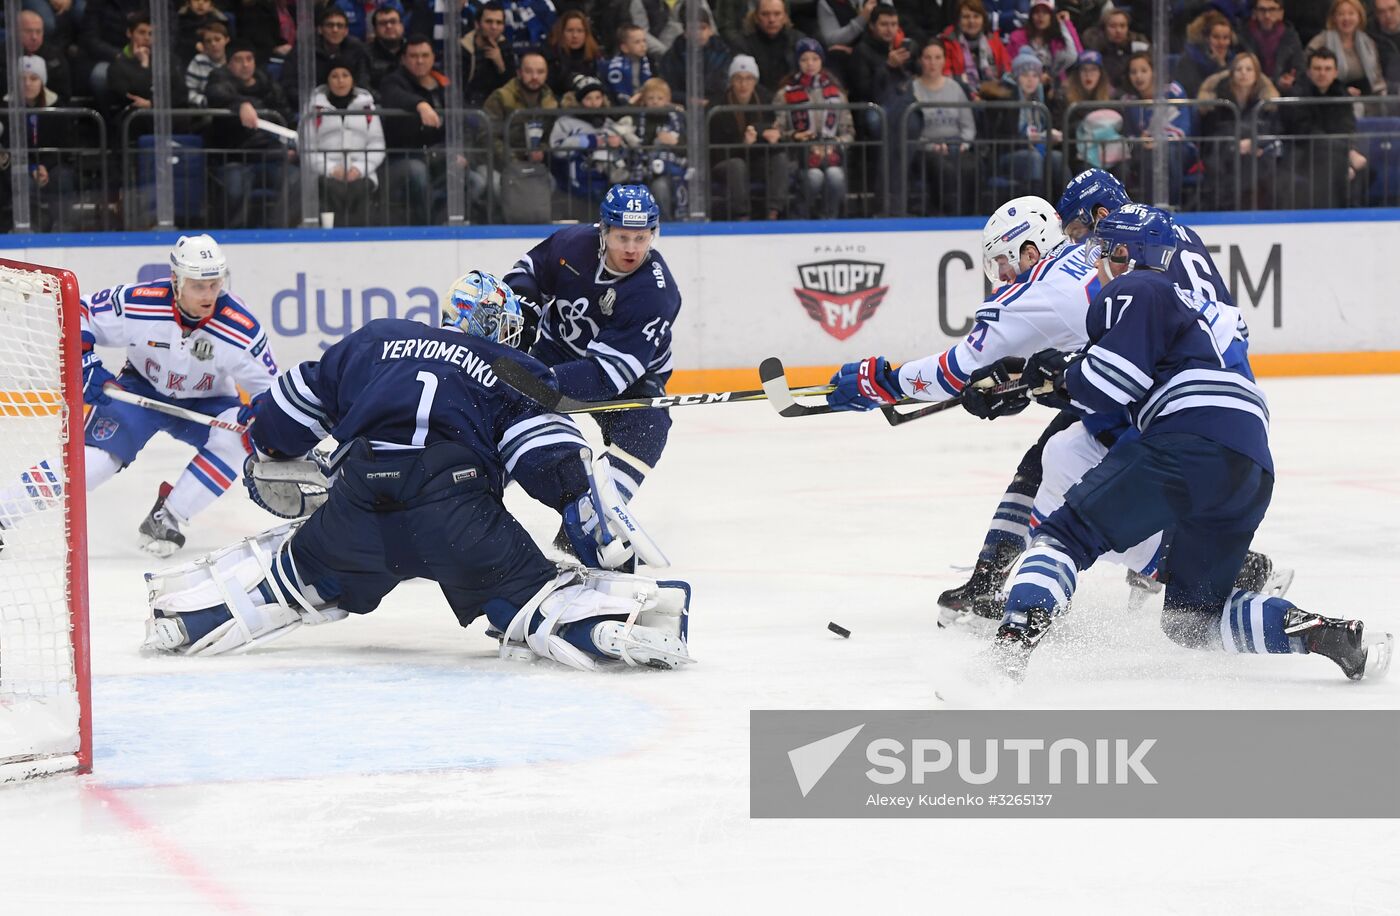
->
<box><xmin>828</xmin><ymin>622</ymin><xmax>851</xmax><ymax>639</ymax></box>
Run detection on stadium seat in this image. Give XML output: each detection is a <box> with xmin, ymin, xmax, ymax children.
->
<box><xmin>1356</xmin><ymin>117</ymin><xmax>1400</xmax><ymax>206</ymax></box>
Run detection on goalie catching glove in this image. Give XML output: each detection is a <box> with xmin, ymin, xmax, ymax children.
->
<box><xmin>243</xmin><ymin>451</ymin><xmax>332</xmax><ymax>519</ymax></box>
<box><xmin>827</xmin><ymin>357</ymin><xmax>903</xmax><ymax>411</ymax></box>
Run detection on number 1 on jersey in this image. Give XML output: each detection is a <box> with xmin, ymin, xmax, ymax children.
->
<box><xmin>412</xmin><ymin>370</ymin><xmax>439</xmax><ymax>447</ymax></box>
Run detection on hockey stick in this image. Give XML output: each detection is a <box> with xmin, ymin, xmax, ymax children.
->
<box><xmin>880</xmin><ymin>400</ymin><xmax>965</xmax><ymax>426</ymax></box>
<box><xmin>103</xmin><ymin>386</ymin><xmax>248</xmax><ymax>433</ymax></box>
<box><xmin>758</xmin><ymin>357</ymin><xmax>926</xmax><ymax>418</ymax></box>
<box><xmin>490</xmin><ymin>356</ymin><xmax>834</xmax><ymax>414</ymax></box>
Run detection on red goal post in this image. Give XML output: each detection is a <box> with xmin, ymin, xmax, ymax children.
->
<box><xmin>0</xmin><ymin>257</ymin><xmax>92</xmax><ymax>780</ymax></box>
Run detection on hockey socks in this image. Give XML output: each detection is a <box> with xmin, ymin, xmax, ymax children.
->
<box><xmin>1219</xmin><ymin>591</ymin><xmax>1297</xmax><ymax>655</ymax></box>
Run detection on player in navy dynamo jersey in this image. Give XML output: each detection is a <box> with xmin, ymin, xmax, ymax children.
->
<box><xmin>937</xmin><ymin>170</ymin><xmax>1280</xmax><ymax>626</ymax></box>
<box><xmin>503</xmin><ymin>184</ymin><xmax>681</xmax><ymax>516</ymax></box>
<box><xmin>141</xmin><ymin>271</ymin><xmax>692</xmax><ymax>670</ymax></box>
<box><xmin>982</xmin><ymin>206</ymin><xmax>1391</xmax><ymax>682</ymax></box>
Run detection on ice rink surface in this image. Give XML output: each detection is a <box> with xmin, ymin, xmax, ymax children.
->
<box><xmin>3</xmin><ymin>374</ymin><xmax>1400</xmax><ymax>914</ymax></box>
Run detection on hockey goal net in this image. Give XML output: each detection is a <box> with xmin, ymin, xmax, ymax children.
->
<box><xmin>0</xmin><ymin>257</ymin><xmax>91</xmax><ymax>781</ymax></box>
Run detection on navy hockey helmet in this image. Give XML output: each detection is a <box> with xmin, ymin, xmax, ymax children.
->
<box><xmin>1093</xmin><ymin>204</ymin><xmax>1177</xmax><ymax>272</ymax></box>
<box><xmin>442</xmin><ymin>270</ymin><xmax>525</xmax><ymax>348</ymax></box>
<box><xmin>600</xmin><ymin>184</ymin><xmax>660</xmax><ymax>232</ymax></box>
<box><xmin>1056</xmin><ymin>169</ymin><xmax>1132</xmax><ymax>241</ymax></box>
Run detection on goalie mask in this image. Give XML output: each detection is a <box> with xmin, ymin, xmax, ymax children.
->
<box><xmin>442</xmin><ymin>270</ymin><xmax>525</xmax><ymax>348</ymax></box>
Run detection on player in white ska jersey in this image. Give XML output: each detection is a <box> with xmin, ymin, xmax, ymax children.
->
<box><xmin>75</xmin><ymin>235</ymin><xmax>276</xmax><ymax>556</ymax></box>
<box><xmin>826</xmin><ymin>195</ymin><xmax>1186</xmax><ymax>621</ymax></box>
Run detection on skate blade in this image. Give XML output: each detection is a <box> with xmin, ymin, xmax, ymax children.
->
<box><xmin>1361</xmin><ymin>633</ymin><xmax>1394</xmax><ymax>682</ymax></box>
<box><xmin>140</xmin><ymin>536</ymin><xmax>182</xmax><ymax>560</ymax></box>
<box><xmin>936</xmin><ymin>605</ymin><xmax>1001</xmax><ymax>634</ymax></box>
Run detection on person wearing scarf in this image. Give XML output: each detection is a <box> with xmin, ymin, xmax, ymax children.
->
<box><xmin>306</xmin><ymin>63</ymin><xmax>386</xmax><ymax>226</ymax></box>
<box><xmin>5</xmin><ymin>55</ymin><xmax>77</xmax><ymax>231</ymax></box>
<box><xmin>1306</xmin><ymin>0</ymin><xmax>1387</xmax><ymax>98</ymax></box>
<box><xmin>985</xmin><ymin>45</ymin><xmax>1065</xmax><ymax>198</ymax></box>
<box><xmin>938</xmin><ymin>0</ymin><xmax>1011</xmax><ymax>99</ymax></box>
<box><xmin>1239</xmin><ymin>0</ymin><xmax>1304</xmax><ymax>94</ymax></box>
<box><xmin>776</xmin><ymin>37</ymin><xmax>855</xmax><ymax>217</ymax></box>
<box><xmin>549</xmin><ymin>73</ymin><xmax>638</xmax><ymax>210</ymax></box>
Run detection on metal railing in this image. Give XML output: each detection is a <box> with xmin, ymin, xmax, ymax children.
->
<box><xmin>0</xmin><ymin>108</ymin><xmax>110</xmax><ymax>232</ymax></box>
<box><xmin>1246</xmin><ymin>96</ymin><xmax>1400</xmax><ymax>211</ymax></box>
<box><xmin>896</xmin><ymin>100</ymin><xmax>1057</xmax><ymax>217</ymax></box>
<box><xmin>14</xmin><ymin>95</ymin><xmax>1400</xmax><ymax>232</ymax></box>
<box><xmin>705</xmin><ymin>102</ymin><xmax>888</xmax><ymax>219</ymax></box>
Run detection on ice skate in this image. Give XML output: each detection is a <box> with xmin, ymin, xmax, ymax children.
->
<box><xmin>981</xmin><ymin>608</ymin><xmax>1052</xmax><ymax>683</ymax></box>
<box><xmin>138</xmin><ymin>482</ymin><xmax>186</xmax><ymax>558</ymax></box>
<box><xmin>1285</xmin><ymin>609</ymin><xmax>1394</xmax><ymax>681</ymax></box>
<box><xmin>590</xmin><ymin>620</ymin><xmax>693</xmax><ymax>670</ymax></box>
<box><xmin>937</xmin><ymin>541</ymin><xmax>1021</xmax><ymax>630</ymax></box>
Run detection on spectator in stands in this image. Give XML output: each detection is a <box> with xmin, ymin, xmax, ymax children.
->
<box><xmin>79</xmin><ymin>0</ymin><xmax>148</xmax><ymax>98</ymax></box>
<box><xmin>1007</xmin><ymin>0</ymin><xmax>1082</xmax><ymax>85</ymax></box>
<box><xmin>776</xmin><ymin>38</ymin><xmax>855</xmax><ymax>217</ymax></box>
<box><xmin>280</xmin><ymin>7</ymin><xmax>374</xmax><ymax>105</ymax></box>
<box><xmin>715</xmin><ymin>0</ymin><xmax>755</xmax><ymax>48</ymax></box>
<box><xmin>461</xmin><ymin>2</ymin><xmax>518</xmax><ymax>104</ymax></box>
<box><xmin>1288</xmin><ymin>0</ymin><xmax>1328</xmax><ymax>46</ymax></box>
<box><xmin>380</xmin><ymin>34</ymin><xmax>462</xmax><ymax>222</ymax></box>
<box><xmin>848</xmin><ymin>4</ymin><xmax>915</xmax><ymax>104</ymax></box>
<box><xmin>740</xmin><ymin>0</ymin><xmax>810</xmax><ymax>90</ymax></box>
<box><xmin>1305</xmin><ymin>0</ymin><xmax>1387</xmax><ymax>96</ymax></box>
<box><xmin>706</xmin><ymin>53</ymin><xmax>793</xmax><ymax>218</ymax></box>
<box><xmin>1061</xmin><ymin>48</ymin><xmax>1124</xmax><ymax>172</ymax></box>
<box><xmin>549</xmin><ymin>72</ymin><xmax>633</xmax><ymax>207</ymax></box>
<box><xmin>1055</xmin><ymin>0</ymin><xmax>1106</xmax><ymax>36</ymax></box>
<box><xmin>305</xmin><ymin>63</ymin><xmax>387</xmax><ymax>226</ymax></box>
<box><xmin>601</xmin><ymin>23</ymin><xmax>658</xmax><ymax>101</ymax></box>
<box><xmin>205</xmin><ymin>40</ymin><xmax>295</xmax><ymax>227</ymax></box>
<box><xmin>938</xmin><ymin>0</ymin><xmax>1012</xmax><ymax>99</ymax></box>
<box><xmin>1238</xmin><ymin>0</ymin><xmax>1303</xmax><ymax>93</ymax></box>
<box><xmin>547</xmin><ymin>9</ymin><xmax>606</xmax><ymax>95</ymax></box>
<box><xmin>502</xmin><ymin>0</ymin><xmax>559</xmax><ymax>55</ymax></box>
<box><xmin>1366</xmin><ymin>0</ymin><xmax>1400</xmax><ymax>92</ymax></box>
<box><xmin>905</xmin><ymin>38</ymin><xmax>976</xmax><ymax>214</ymax></box>
<box><xmin>630</xmin><ymin>77</ymin><xmax>688</xmax><ymax>215</ymax></box>
<box><xmin>1</xmin><ymin>10</ymin><xmax>73</xmax><ymax>105</ymax></box>
<box><xmin>1173</xmin><ymin>11</ymin><xmax>1236</xmax><ymax>98</ymax></box>
<box><xmin>1121</xmin><ymin>50</ymin><xmax>1197</xmax><ymax>205</ymax></box>
<box><xmin>484</xmin><ymin>48</ymin><xmax>559</xmax><ymax>171</ymax></box>
<box><xmin>984</xmin><ymin>45</ymin><xmax>1064</xmax><ymax>198</ymax></box>
<box><xmin>889</xmin><ymin>0</ymin><xmax>947</xmax><ymax>47</ymax></box>
<box><xmin>658</xmin><ymin>6</ymin><xmax>735</xmax><ymax>101</ymax></box>
<box><xmin>8</xmin><ymin>56</ymin><xmax>78</xmax><ymax>231</ymax></box>
<box><xmin>368</xmin><ymin>5</ymin><xmax>410</xmax><ymax>92</ymax></box>
<box><xmin>1081</xmin><ymin>7</ymin><xmax>1144</xmax><ymax>93</ymax></box>
<box><xmin>235</xmin><ymin>0</ymin><xmax>295</xmax><ymax>70</ymax></box>
<box><xmin>817</xmin><ymin>0</ymin><xmax>875</xmax><ymax>52</ymax></box>
<box><xmin>186</xmin><ymin>22</ymin><xmax>231</xmax><ymax>108</ymax></box>
<box><xmin>177</xmin><ymin>0</ymin><xmax>231</xmax><ymax>67</ymax></box>
<box><xmin>628</xmin><ymin>0</ymin><xmax>714</xmax><ymax>55</ymax></box>
<box><xmin>105</xmin><ymin>12</ymin><xmax>190</xmax><ymax>126</ymax></box>
<box><xmin>1199</xmin><ymin>50</ymin><xmax>1279</xmax><ymax>208</ymax></box>
<box><xmin>1283</xmin><ymin>46</ymin><xmax>1368</xmax><ymax>205</ymax></box>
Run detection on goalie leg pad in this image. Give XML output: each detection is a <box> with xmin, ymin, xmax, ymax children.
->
<box><xmin>143</xmin><ymin>522</ymin><xmax>347</xmax><ymax>656</ymax></box>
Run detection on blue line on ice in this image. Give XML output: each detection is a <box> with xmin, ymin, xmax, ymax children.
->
<box><xmin>92</xmin><ymin>665</ymin><xmax>660</xmax><ymax>788</ymax></box>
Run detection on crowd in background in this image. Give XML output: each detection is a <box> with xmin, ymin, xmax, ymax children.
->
<box><xmin>1</xmin><ymin>0</ymin><xmax>1397</xmax><ymax>229</ymax></box>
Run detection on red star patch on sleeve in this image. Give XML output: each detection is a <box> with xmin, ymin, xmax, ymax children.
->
<box><xmin>908</xmin><ymin>372</ymin><xmax>933</xmax><ymax>395</ymax></box>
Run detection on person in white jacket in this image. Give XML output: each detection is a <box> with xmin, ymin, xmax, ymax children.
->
<box><xmin>305</xmin><ymin>63</ymin><xmax>386</xmax><ymax>226</ymax></box>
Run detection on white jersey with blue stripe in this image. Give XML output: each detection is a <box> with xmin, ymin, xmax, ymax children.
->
<box><xmin>897</xmin><ymin>241</ymin><xmax>1104</xmax><ymax>402</ymax></box>
<box><xmin>1068</xmin><ymin>268</ymin><xmax>1272</xmax><ymax>474</ymax></box>
<box><xmin>80</xmin><ymin>279</ymin><xmax>278</xmax><ymax>400</ymax></box>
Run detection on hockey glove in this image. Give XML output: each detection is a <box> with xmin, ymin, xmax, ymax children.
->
<box><xmin>243</xmin><ymin>453</ymin><xmax>330</xmax><ymax>519</ymax></box>
<box><xmin>81</xmin><ymin>348</ymin><xmax>114</xmax><ymax>406</ymax></box>
<box><xmin>1022</xmin><ymin>348</ymin><xmax>1079</xmax><ymax>410</ymax></box>
<box><xmin>827</xmin><ymin>357</ymin><xmax>903</xmax><ymax>412</ymax></box>
<box><xmin>961</xmin><ymin>357</ymin><xmax>1030</xmax><ymax>420</ymax></box>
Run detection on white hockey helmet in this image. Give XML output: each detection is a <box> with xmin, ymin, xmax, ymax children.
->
<box><xmin>170</xmin><ymin>234</ymin><xmax>229</xmax><ymax>291</ymax></box>
<box><xmin>981</xmin><ymin>196</ymin><xmax>1065</xmax><ymax>286</ymax></box>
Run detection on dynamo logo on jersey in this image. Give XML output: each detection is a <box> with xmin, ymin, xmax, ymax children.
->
<box><xmin>793</xmin><ymin>260</ymin><xmax>890</xmax><ymax>341</ymax></box>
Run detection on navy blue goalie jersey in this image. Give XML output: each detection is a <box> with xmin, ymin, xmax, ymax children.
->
<box><xmin>1067</xmin><ymin>268</ymin><xmax>1272</xmax><ymax>474</ymax></box>
<box><xmin>250</xmin><ymin>318</ymin><xmax>591</xmax><ymax>506</ymax></box>
<box><xmin>503</xmin><ymin>224</ymin><xmax>682</xmax><ymax>401</ymax></box>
